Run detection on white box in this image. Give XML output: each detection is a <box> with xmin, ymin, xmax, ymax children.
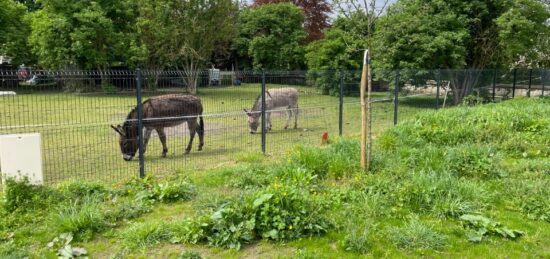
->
<box><xmin>0</xmin><ymin>133</ymin><xmax>44</xmax><ymax>185</ymax></box>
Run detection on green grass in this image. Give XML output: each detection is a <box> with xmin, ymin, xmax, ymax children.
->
<box><xmin>5</xmin><ymin>94</ymin><xmax>547</xmax><ymax>258</ymax></box>
<box><xmin>0</xmin><ymin>84</ymin><xmax>434</xmax><ymax>184</ymax></box>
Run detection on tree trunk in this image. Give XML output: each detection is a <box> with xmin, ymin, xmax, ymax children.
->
<box><xmin>182</xmin><ymin>60</ymin><xmax>198</xmax><ymax>94</ymax></box>
<box><xmin>446</xmin><ymin>69</ymin><xmax>482</xmax><ymax>105</ymax></box>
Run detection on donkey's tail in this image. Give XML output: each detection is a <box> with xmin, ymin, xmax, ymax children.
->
<box><xmin>198</xmin><ymin>115</ymin><xmax>205</xmax><ymax>135</ymax></box>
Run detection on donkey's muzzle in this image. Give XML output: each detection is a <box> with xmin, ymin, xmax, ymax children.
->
<box><xmin>123</xmin><ymin>154</ymin><xmax>134</xmax><ymax>161</ymax></box>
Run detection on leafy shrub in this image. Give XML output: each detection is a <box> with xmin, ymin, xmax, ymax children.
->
<box><xmin>203</xmin><ymin>202</ymin><xmax>256</xmax><ymax>249</ymax></box>
<box><xmin>120</xmin><ymin>221</ymin><xmax>172</xmax><ymax>248</ymax></box>
<box><xmin>445</xmin><ymin>145</ymin><xmax>503</xmax><ymax>179</ymax></box>
<box><xmin>173</xmin><ymin>181</ymin><xmax>331</xmax><ymax>249</ymax></box>
<box><xmin>151</xmin><ymin>178</ymin><xmax>196</xmax><ymax>203</ymax></box>
<box><xmin>2</xmin><ymin>178</ymin><xmax>60</xmax><ymax>212</ymax></box>
<box><xmin>105</xmin><ymin>199</ymin><xmax>152</xmax><ymax>222</ymax></box>
<box><xmin>459</xmin><ymin>214</ymin><xmax>523</xmax><ymax>242</ymax></box>
<box><xmin>170</xmin><ymin>218</ymin><xmax>208</xmax><ymax>245</ymax></box>
<box><xmin>387</xmin><ymin>216</ymin><xmax>446</xmax><ymax>250</ymax></box>
<box><xmin>57</xmin><ymin>181</ymin><xmax>108</xmax><ymax>199</ymax></box>
<box><xmin>117</xmin><ymin>176</ymin><xmax>197</xmax><ymax>203</ymax></box>
<box><xmin>251</xmin><ymin>185</ymin><xmax>331</xmax><ymax>241</ymax></box>
<box><xmin>49</xmin><ymin>199</ymin><xmax>108</xmax><ymax>241</ymax></box>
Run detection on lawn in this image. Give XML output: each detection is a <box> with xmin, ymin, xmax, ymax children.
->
<box><xmin>0</xmin><ymin>84</ymin><xmax>436</xmax><ymax>184</ymax></box>
<box><xmin>0</xmin><ymin>97</ymin><xmax>548</xmax><ymax>258</ymax></box>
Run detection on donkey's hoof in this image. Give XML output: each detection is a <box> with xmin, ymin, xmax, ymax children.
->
<box><xmin>184</xmin><ymin>150</ymin><xmax>191</xmax><ymax>155</ymax></box>
<box><xmin>284</xmin><ymin>125</ymin><xmax>289</xmax><ymax>130</ymax></box>
<box><xmin>198</xmin><ymin>146</ymin><xmax>203</xmax><ymax>151</ymax></box>
<box><xmin>162</xmin><ymin>153</ymin><xmax>167</xmax><ymax>158</ymax></box>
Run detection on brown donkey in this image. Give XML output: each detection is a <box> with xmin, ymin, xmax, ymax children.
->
<box><xmin>111</xmin><ymin>94</ymin><xmax>204</xmax><ymax>161</ymax></box>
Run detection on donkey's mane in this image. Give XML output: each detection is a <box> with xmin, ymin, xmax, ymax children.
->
<box><xmin>251</xmin><ymin>95</ymin><xmax>262</xmax><ymax>111</ymax></box>
<box><xmin>122</xmin><ymin>99</ymin><xmax>151</xmax><ymax>136</ymax></box>
<box><xmin>125</xmin><ymin>99</ymin><xmax>151</xmax><ymax>120</ymax></box>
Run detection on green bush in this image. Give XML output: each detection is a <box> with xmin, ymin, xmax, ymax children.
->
<box><xmin>57</xmin><ymin>181</ymin><xmax>108</xmax><ymax>199</ymax></box>
<box><xmin>203</xmin><ymin>202</ymin><xmax>256</xmax><ymax>249</ymax></box>
<box><xmin>445</xmin><ymin>145</ymin><xmax>503</xmax><ymax>179</ymax></box>
<box><xmin>170</xmin><ymin>218</ymin><xmax>208</xmax><ymax>245</ymax></box>
<box><xmin>251</xmin><ymin>185</ymin><xmax>331</xmax><ymax>241</ymax></box>
<box><xmin>151</xmin><ymin>178</ymin><xmax>196</xmax><ymax>203</ymax></box>
<box><xmin>2</xmin><ymin>178</ymin><xmax>60</xmax><ymax>212</ymax></box>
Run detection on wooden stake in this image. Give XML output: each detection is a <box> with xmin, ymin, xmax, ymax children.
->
<box><xmin>360</xmin><ymin>50</ymin><xmax>369</xmax><ymax>170</ymax></box>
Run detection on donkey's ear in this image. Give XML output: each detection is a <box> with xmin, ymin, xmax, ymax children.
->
<box><xmin>243</xmin><ymin>109</ymin><xmax>252</xmax><ymax>116</ymax></box>
<box><xmin>111</xmin><ymin>125</ymin><xmax>124</xmax><ymax>136</ymax></box>
<box><xmin>266</xmin><ymin>90</ymin><xmax>272</xmax><ymax>99</ymax></box>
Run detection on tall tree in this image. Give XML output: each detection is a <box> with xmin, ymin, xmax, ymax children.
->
<box><xmin>0</xmin><ymin>0</ymin><xmax>33</xmax><ymax>64</ymax></box>
<box><xmin>236</xmin><ymin>3</ymin><xmax>307</xmax><ymax>70</ymax></box>
<box><xmin>372</xmin><ymin>0</ymin><xmax>550</xmax><ymax>103</ymax></box>
<box><xmin>305</xmin><ymin>12</ymin><xmax>369</xmax><ymax>95</ymax></box>
<box><xmin>252</xmin><ymin>0</ymin><xmax>331</xmax><ymax>41</ymax></box>
<box><xmin>497</xmin><ymin>0</ymin><xmax>550</xmax><ymax>67</ymax></box>
<box><xmin>28</xmin><ymin>0</ymin><xmax>140</xmax><ymax>71</ymax></box>
<box><xmin>137</xmin><ymin>0</ymin><xmax>237</xmax><ymax>93</ymax></box>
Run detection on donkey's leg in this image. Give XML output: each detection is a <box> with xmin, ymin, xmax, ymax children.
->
<box><xmin>266</xmin><ymin>112</ymin><xmax>272</xmax><ymax>131</ymax></box>
<box><xmin>284</xmin><ymin>109</ymin><xmax>291</xmax><ymax>129</ymax></box>
<box><xmin>293</xmin><ymin>105</ymin><xmax>299</xmax><ymax>129</ymax></box>
<box><xmin>143</xmin><ymin>128</ymin><xmax>153</xmax><ymax>153</ymax></box>
<box><xmin>197</xmin><ymin>117</ymin><xmax>204</xmax><ymax>151</ymax></box>
<box><xmin>156</xmin><ymin>128</ymin><xmax>168</xmax><ymax>157</ymax></box>
<box><xmin>185</xmin><ymin>120</ymin><xmax>197</xmax><ymax>154</ymax></box>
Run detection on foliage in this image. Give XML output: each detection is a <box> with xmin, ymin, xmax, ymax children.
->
<box><xmin>57</xmin><ymin>181</ymin><xmax>108</xmax><ymax>199</ymax></box>
<box><xmin>235</xmin><ymin>3</ymin><xmax>306</xmax><ymax>70</ymax></box>
<box><xmin>496</xmin><ymin>0</ymin><xmax>550</xmax><ymax>68</ymax></box>
<box><xmin>118</xmin><ymin>176</ymin><xmax>197</xmax><ymax>203</ymax></box>
<box><xmin>387</xmin><ymin>216</ymin><xmax>446</xmax><ymax>250</ymax></box>
<box><xmin>151</xmin><ymin>178</ymin><xmax>197</xmax><ymax>203</ymax></box>
<box><xmin>252</xmin><ymin>0</ymin><xmax>331</xmax><ymax>42</ymax></box>
<box><xmin>137</xmin><ymin>0</ymin><xmax>237</xmax><ymax>93</ymax></box>
<box><xmin>372</xmin><ymin>0</ymin><xmax>550</xmax><ymax>103</ymax></box>
<box><xmin>172</xmin><ymin>176</ymin><xmax>331</xmax><ymax>249</ymax></box>
<box><xmin>2</xmin><ymin>178</ymin><xmax>60</xmax><ymax>212</ymax></box>
<box><xmin>305</xmin><ymin>13</ymin><xmax>368</xmax><ymax>95</ymax></box>
<box><xmin>459</xmin><ymin>214</ymin><xmax>524</xmax><ymax>243</ymax></box>
<box><xmin>28</xmin><ymin>0</ymin><xmax>140</xmax><ymax>70</ymax></box>
<box><xmin>47</xmin><ymin>233</ymin><xmax>88</xmax><ymax>258</ymax></box>
<box><xmin>0</xmin><ymin>0</ymin><xmax>34</xmax><ymax>64</ymax></box>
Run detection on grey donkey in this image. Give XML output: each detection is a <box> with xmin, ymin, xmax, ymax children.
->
<box><xmin>244</xmin><ymin>87</ymin><xmax>299</xmax><ymax>134</ymax></box>
<box><xmin>111</xmin><ymin>94</ymin><xmax>204</xmax><ymax>161</ymax></box>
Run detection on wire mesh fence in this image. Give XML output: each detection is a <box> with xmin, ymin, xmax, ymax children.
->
<box><xmin>0</xmin><ymin>68</ymin><xmax>547</xmax><ymax>184</ymax></box>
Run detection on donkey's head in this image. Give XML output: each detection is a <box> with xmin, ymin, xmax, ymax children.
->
<box><xmin>111</xmin><ymin>123</ymin><xmax>138</xmax><ymax>161</ymax></box>
<box><xmin>243</xmin><ymin>109</ymin><xmax>260</xmax><ymax>134</ymax></box>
